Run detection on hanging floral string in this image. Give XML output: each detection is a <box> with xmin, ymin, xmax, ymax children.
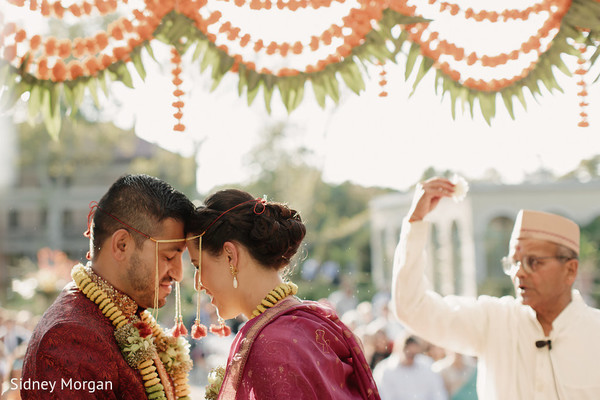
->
<box><xmin>171</xmin><ymin>282</ymin><xmax>188</xmax><ymax>337</ymax></box>
<box><xmin>171</xmin><ymin>47</ymin><xmax>186</xmax><ymax>132</ymax></box>
<box><xmin>576</xmin><ymin>43</ymin><xmax>589</xmax><ymax>128</ymax></box>
<box><xmin>378</xmin><ymin>60</ymin><xmax>388</xmax><ymax>97</ymax></box>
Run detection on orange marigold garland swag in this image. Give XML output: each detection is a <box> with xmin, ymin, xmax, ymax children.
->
<box><xmin>0</xmin><ymin>1</ymin><xmax>159</xmax><ymax>83</ymax></box>
<box><xmin>404</xmin><ymin>0</ymin><xmax>572</xmax><ymax>93</ymax></box>
<box><xmin>1</xmin><ymin>0</ymin><xmax>599</xmax><ymax>131</ymax></box>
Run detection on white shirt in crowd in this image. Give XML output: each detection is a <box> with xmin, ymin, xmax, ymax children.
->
<box><xmin>373</xmin><ymin>353</ymin><xmax>448</xmax><ymax>400</ymax></box>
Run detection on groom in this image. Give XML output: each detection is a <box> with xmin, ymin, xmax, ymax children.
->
<box><xmin>21</xmin><ymin>174</ymin><xmax>195</xmax><ymax>399</ymax></box>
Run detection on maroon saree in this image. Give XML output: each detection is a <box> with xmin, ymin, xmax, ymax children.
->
<box><xmin>218</xmin><ymin>296</ymin><xmax>380</xmax><ymax>399</ymax></box>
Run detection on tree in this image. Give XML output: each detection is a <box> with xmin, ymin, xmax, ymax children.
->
<box><xmin>1</xmin><ymin>118</ymin><xmax>197</xmax><ymax>310</ymax></box>
<box><xmin>560</xmin><ymin>155</ymin><xmax>600</xmax><ymax>182</ymax></box>
<box><xmin>222</xmin><ymin>121</ymin><xmax>392</xmax><ymax>301</ymax></box>
<box><xmin>16</xmin><ymin>118</ymin><xmax>197</xmax><ymax>195</ymax></box>
<box><xmin>580</xmin><ymin>217</ymin><xmax>600</xmax><ymax>306</ymax></box>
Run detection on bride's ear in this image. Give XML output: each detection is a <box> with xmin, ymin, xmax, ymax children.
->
<box><xmin>223</xmin><ymin>241</ymin><xmax>239</xmax><ymax>266</ymax></box>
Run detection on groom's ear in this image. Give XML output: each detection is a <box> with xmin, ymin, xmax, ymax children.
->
<box><xmin>111</xmin><ymin>229</ymin><xmax>133</xmax><ymax>261</ymax></box>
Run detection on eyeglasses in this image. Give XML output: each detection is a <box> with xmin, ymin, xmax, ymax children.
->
<box><xmin>502</xmin><ymin>255</ymin><xmax>574</xmax><ymax>276</ymax></box>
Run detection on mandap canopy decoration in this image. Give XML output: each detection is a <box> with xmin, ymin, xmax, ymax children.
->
<box><xmin>0</xmin><ymin>0</ymin><xmax>599</xmax><ymax>137</ymax></box>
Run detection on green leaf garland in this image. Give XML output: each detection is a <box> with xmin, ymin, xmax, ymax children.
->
<box><xmin>1</xmin><ymin>0</ymin><xmax>599</xmax><ymax>136</ymax></box>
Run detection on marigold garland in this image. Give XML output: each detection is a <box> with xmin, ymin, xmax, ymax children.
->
<box><xmin>71</xmin><ymin>264</ymin><xmax>192</xmax><ymax>400</ymax></box>
<box><xmin>576</xmin><ymin>44</ymin><xmax>589</xmax><ymax>127</ymax></box>
<box><xmin>0</xmin><ymin>0</ymin><xmax>598</xmax><ymax>131</ymax></box>
<box><xmin>378</xmin><ymin>61</ymin><xmax>388</xmax><ymax>97</ymax></box>
<box><xmin>250</xmin><ymin>281</ymin><xmax>298</xmax><ymax>318</ymax></box>
<box><xmin>216</xmin><ymin>0</ymin><xmax>346</xmax><ymax>11</ymax></box>
<box><xmin>171</xmin><ymin>47</ymin><xmax>186</xmax><ymax>133</ymax></box>
<box><xmin>404</xmin><ymin>0</ymin><xmax>572</xmax><ymax>92</ymax></box>
<box><xmin>182</xmin><ymin>0</ymin><xmax>396</xmax><ymax>74</ymax></box>
<box><xmin>1</xmin><ymin>0</ymin><xmax>160</xmax><ymax>81</ymax></box>
<box><xmin>428</xmin><ymin>0</ymin><xmax>557</xmax><ymax>22</ymax></box>
<box><xmin>0</xmin><ymin>0</ymin><xmax>410</xmax><ymax>80</ymax></box>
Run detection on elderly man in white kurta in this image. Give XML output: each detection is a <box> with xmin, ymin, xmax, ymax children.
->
<box><xmin>392</xmin><ymin>177</ymin><xmax>600</xmax><ymax>400</ymax></box>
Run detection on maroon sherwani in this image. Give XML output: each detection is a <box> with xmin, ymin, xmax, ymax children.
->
<box><xmin>21</xmin><ymin>282</ymin><xmax>147</xmax><ymax>399</ymax></box>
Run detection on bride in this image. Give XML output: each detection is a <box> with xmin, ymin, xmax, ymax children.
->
<box><xmin>186</xmin><ymin>188</ymin><xmax>380</xmax><ymax>399</ymax></box>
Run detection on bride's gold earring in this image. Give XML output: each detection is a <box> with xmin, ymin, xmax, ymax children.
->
<box><xmin>230</xmin><ymin>264</ymin><xmax>238</xmax><ymax>288</ymax></box>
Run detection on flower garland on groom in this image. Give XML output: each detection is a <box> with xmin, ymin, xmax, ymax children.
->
<box><xmin>21</xmin><ymin>174</ymin><xmax>195</xmax><ymax>400</ymax></box>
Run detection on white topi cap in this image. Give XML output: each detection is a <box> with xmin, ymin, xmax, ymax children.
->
<box><xmin>510</xmin><ymin>210</ymin><xmax>580</xmax><ymax>255</ymax></box>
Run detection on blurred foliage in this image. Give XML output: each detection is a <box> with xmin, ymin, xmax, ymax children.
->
<box><xmin>16</xmin><ymin>118</ymin><xmax>197</xmax><ymax>196</ymax></box>
<box><xmin>211</xmin><ymin>121</ymin><xmax>393</xmax><ymax>301</ymax></box>
<box><xmin>560</xmin><ymin>155</ymin><xmax>600</xmax><ymax>182</ymax></box>
<box><xmin>1</xmin><ymin>117</ymin><xmax>198</xmax><ymax>309</ymax></box>
<box><xmin>5</xmin><ymin>118</ymin><xmax>600</xmax><ymax>316</ymax></box>
<box><xmin>580</xmin><ymin>217</ymin><xmax>600</xmax><ymax>306</ymax></box>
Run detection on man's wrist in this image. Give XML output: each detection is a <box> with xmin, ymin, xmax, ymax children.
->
<box><xmin>408</xmin><ymin>215</ymin><xmax>423</xmax><ymax>223</ymax></box>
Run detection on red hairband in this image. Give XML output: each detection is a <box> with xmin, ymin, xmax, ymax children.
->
<box><xmin>84</xmin><ymin>201</ymin><xmax>152</xmax><ymax>240</ymax></box>
<box><xmin>84</xmin><ymin>200</ymin><xmax>189</xmax><ymax>324</ymax></box>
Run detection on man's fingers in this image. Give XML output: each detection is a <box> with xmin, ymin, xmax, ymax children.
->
<box><xmin>422</xmin><ymin>178</ymin><xmax>455</xmax><ymax>196</ymax></box>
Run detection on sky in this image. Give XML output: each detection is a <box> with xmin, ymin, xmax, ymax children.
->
<box><xmin>3</xmin><ymin>0</ymin><xmax>600</xmax><ymax>194</ymax></box>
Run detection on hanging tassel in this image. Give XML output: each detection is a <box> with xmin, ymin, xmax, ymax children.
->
<box><xmin>191</xmin><ymin>235</ymin><xmax>208</xmax><ymax>340</ymax></box>
<box><xmin>192</xmin><ymin>319</ymin><xmax>208</xmax><ymax>339</ymax></box>
<box><xmin>177</xmin><ymin>316</ymin><xmax>188</xmax><ymax>336</ymax></box>
<box><xmin>171</xmin><ymin>282</ymin><xmax>187</xmax><ymax>337</ymax></box>
<box><xmin>576</xmin><ymin>44</ymin><xmax>589</xmax><ymax>128</ymax></box>
<box><xmin>378</xmin><ymin>61</ymin><xmax>388</xmax><ymax>97</ymax></box>
<box><xmin>209</xmin><ymin>317</ymin><xmax>232</xmax><ymax>337</ymax></box>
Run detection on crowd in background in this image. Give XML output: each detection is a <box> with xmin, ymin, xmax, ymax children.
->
<box><xmin>183</xmin><ymin>282</ymin><xmax>479</xmax><ymax>400</ymax></box>
<box><xmin>327</xmin><ymin>286</ymin><xmax>478</xmax><ymax>400</ymax></box>
<box><xmin>1</xmin><ymin>284</ymin><xmax>478</xmax><ymax>400</ymax></box>
<box><xmin>0</xmin><ymin>308</ymin><xmax>37</xmax><ymax>400</ymax></box>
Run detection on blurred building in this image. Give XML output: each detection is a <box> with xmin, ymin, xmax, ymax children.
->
<box><xmin>370</xmin><ymin>180</ymin><xmax>600</xmax><ymax>299</ymax></box>
<box><xmin>0</xmin><ymin>123</ymin><xmax>198</xmax><ymax>304</ymax></box>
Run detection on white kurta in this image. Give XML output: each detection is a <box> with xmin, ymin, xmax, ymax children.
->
<box><xmin>392</xmin><ymin>219</ymin><xmax>600</xmax><ymax>400</ymax></box>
